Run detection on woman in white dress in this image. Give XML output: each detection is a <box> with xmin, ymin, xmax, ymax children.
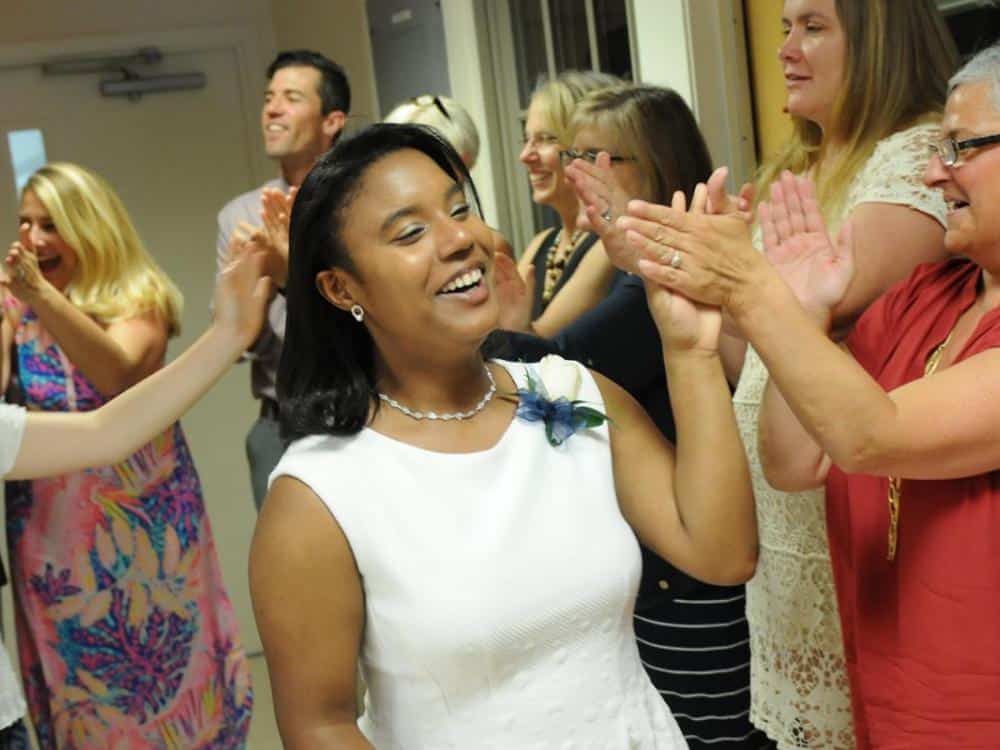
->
<box><xmin>250</xmin><ymin>123</ymin><xmax>759</xmax><ymax>749</ymax></box>
<box><xmin>0</xmin><ymin>246</ymin><xmax>268</xmax><ymax>746</ymax></box>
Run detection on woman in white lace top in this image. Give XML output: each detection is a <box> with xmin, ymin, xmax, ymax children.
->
<box><xmin>728</xmin><ymin>2</ymin><xmax>957</xmax><ymax>747</ymax></box>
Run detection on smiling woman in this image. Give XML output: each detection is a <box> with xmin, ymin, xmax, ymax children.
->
<box><xmin>3</xmin><ymin>162</ymin><xmax>253</xmax><ymax>748</ymax></box>
<box><xmin>515</xmin><ymin>70</ymin><xmax>620</xmax><ymax>333</ymax></box>
<box><xmin>249</xmin><ymin>123</ymin><xmax>761</xmax><ymax>749</ymax></box>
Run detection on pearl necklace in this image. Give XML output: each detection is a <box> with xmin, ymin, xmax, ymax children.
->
<box><xmin>377</xmin><ymin>366</ymin><xmax>497</xmax><ymax>421</ymax></box>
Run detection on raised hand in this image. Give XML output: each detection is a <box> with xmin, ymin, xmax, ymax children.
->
<box><xmin>759</xmin><ymin>172</ymin><xmax>855</xmax><ymax>320</ymax></box>
<box><xmin>638</xmin><ymin>188</ymin><xmax>723</xmax><ymax>354</ymax></box>
<box><xmin>564</xmin><ymin>152</ymin><xmax>636</xmax><ymax>272</ymax></box>
<box><xmin>493</xmin><ymin>252</ymin><xmax>534</xmax><ymax>333</ymax></box>
<box><xmin>214</xmin><ymin>249</ymin><xmax>272</xmax><ymax>349</ymax></box>
<box><xmin>622</xmin><ymin>189</ymin><xmax>762</xmax><ymax>311</ymax></box>
<box><xmin>4</xmin><ymin>224</ymin><xmax>48</xmax><ymax>303</ymax></box>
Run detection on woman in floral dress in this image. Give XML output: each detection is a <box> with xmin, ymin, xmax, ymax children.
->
<box><xmin>4</xmin><ymin>162</ymin><xmax>252</xmax><ymax>749</ymax></box>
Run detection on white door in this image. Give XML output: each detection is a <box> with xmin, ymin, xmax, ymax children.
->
<box><xmin>0</xmin><ymin>39</ymin><xmax>269</xmax><ymax>655</ymax></box>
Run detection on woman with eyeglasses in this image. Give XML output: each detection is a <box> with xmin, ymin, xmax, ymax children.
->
<box><xmin>515</xmin><ymin>70</ymin><xmax>620</xmax><ymax>336</ymax></box>
<box><xmin>628</xmin><ymin>41</ymin><xmax>1000</xmax><ymax>749</ymax></box>
<box><xmin>498</xmin><ymin>84</ymin><xmax>776</xmax><ymax>750</ymax></box>
<box><xmin>569</xmin><ymin>2</ymin><xmax>956</xmax><ymax>746</ymax></box>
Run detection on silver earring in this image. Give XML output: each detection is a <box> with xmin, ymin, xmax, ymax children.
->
<box><xmin>350</xmin><ymin>303</ymin><xmax>365</xmax><ymax>323</ymax></box>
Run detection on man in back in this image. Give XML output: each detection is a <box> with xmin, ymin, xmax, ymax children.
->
<box><xmin>218</xmin><ymin>49</ymin><xmax>350</xmax><ymax>509</ymax></box>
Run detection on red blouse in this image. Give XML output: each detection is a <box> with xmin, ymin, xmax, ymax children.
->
<box><xmin>828</xmin><ymin>258</ymin><xmax>1000</xmax><ymax>749</ymax></box>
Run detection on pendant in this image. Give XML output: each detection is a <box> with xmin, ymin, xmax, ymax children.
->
<box><xmin>886</xmin><ymin>476</ymin><xmax>901</xmax><ymax>561</ymax></box>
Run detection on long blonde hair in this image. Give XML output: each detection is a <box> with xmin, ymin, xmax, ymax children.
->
<box><xmin>24</xmin><ymin>163</ymin><xmax>183</xmax><ymax>336</ymax></box>
<box><xmin>756</xmin><ymin>0</ymin><xmax>956</xmax><ymax>219</ymax></box>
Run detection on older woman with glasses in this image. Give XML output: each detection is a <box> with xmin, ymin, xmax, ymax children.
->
<box><xmin>628</xmin><ymin>42</ymin><xmax>1000</xmax><ymax>749</ymax></box>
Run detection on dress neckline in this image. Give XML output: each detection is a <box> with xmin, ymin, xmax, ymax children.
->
<box><xmin>362</xmin><ymin>360</ymin><xmax>527</xmax><ymax>458</ymax></box>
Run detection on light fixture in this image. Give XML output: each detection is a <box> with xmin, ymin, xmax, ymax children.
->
<box><xmin>40</xmin><ymin>47</ymin><xmax>206</xmax><ymax>101</ymax></box>
<box><xmin>42</xmin><ymin>47</ymin><xmax>163</xmax><ymax>76</ymax></box>
<box><xmin>100</xmin><ymin>72</ymin><xmax>206</xmax><ymax>99</ymax></box>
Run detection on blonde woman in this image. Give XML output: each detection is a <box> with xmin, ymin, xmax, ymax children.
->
<box><xmin>517</xmin><ymin>70</ymin><xmax>619</xmax><ymax>335</ymax></box>
<box><xmin>568</xmin><ymin>1</ymin><xmax>956</xmax><ymax>746</ymax></box>
<box><xmin>4</xmin><ymin>162</ymin><xmax>253</xmax><ymax>749</ymax></box>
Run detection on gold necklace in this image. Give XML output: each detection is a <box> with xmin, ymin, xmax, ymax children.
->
<box><xmin>542</xmin><ymin>228</ymin><xmax>585</xmax><ymax>304</ymax></box>
<box><xmin>886</xmin><ymin>330</ymin><xmax>952</xmax><ymax>561</ymax></box>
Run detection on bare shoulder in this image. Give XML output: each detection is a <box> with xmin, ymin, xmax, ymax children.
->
<box><xmin>588</xmin><ymin>368</ymin><xmax>648</xmax><ymax>429</ymax></box>
<box><xmin>253</xmin><ymin>475</ymin><xmax>351</xmax><ymax>567</ymax></box>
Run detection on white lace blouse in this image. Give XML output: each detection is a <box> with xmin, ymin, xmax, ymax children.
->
<box><xmin>735</xmin><ymin>123</ymin><xmax>947</xmax><ymax>750</ymax></box>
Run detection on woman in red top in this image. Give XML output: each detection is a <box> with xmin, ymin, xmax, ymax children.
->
<box><xmin>618</xmin><ymin>43</ymin><xmax>1000</xmax><ymax>749</ymax></box>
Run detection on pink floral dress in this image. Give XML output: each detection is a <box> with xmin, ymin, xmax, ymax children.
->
<box><xmin>5</xmin><ymin>308</ymin><xmax>253</xmax><ymax>749</ymax></box>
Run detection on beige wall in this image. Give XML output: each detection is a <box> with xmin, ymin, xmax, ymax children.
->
<box><xmin>0</xmin><ymin>0</ymin><xmax>275</xmax><ymax>55</ymax></box>
<box><xmin>0</xmin><ymin>0</ymin><xmax>378</xmax><ymax>659</ymax></box>
<box><xmin>744</xmin><ymin>0</ymin><xmax>793</xmax><ymax>162</ymax></box>
<box><xmin>269</xmin><ymin>0</ymin><xmax>379</xmax><ymax>127</ymax></box>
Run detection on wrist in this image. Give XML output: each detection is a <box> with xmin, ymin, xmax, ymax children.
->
<box><xmin>663</xmin><ymin>346</ymin><xmax>721</xmax><ymax>363</ymax></box>
<box><xmin>208</xmin><ymin>320</ymin><xmax>252</xmax><ymax>359</ymax></box>
<box><xmin>26</xmin><ymin>280</ymin><xmax>59</xmax><ymax>309</ymax></box>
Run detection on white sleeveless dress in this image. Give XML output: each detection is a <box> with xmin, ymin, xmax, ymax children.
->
<box><xmin>271</xmin><ymin>359</ymin><xmax>687</xmax><ymax>750</ymax></box>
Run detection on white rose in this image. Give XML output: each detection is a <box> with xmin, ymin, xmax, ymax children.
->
<box><xmin>538</xmin><ymin>355</ymin><xmax>581</xmax><ymax>402</ymax></box>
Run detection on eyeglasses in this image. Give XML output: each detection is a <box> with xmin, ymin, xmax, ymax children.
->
<box><xmin>929</xmin><ymin>133</ymin><xmax>1000</xmax><ymax>166</ymax></box>
<box><xmin>410</xmin><ymin>95</ymin><xmax>451</xmax><ymax>121</ymax></box>
<box><xmin>521</xmin><ymin>132</ymin><xmax>561</xmax><ymax>150</ymax></box>
<box><xmin>559</xmin><ymin>149</ymin><xmax>636</xmax><ymax>167</ymax></box>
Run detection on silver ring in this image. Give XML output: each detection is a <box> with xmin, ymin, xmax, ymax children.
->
<box><xmin>15</xmin><ymin>267</ymin><xmax>25</xmax><ymax>282</ymax></box>
<box><xmin>669</xmin><ymin>250</ymin><xmax>682</xmax><ymax>270</ymax></box>
<box><xmin>601</xmin><ymin>206</ymin><xmax>612</xmax><ymax>223</ymax></box>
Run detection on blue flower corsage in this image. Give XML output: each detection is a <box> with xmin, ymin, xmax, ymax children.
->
<box><xmin>509</xmin><ymin>355</ymin><xmax>610</xmax><ymax>446</ymax></box>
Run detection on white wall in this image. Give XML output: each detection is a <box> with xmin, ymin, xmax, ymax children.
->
<box><xmin>0</xmin><ymin>11</ymin><xmax>279</xmax><ymax>661</ymax></box>
<box><xmin>442</xmin><ymin>0</ymin><xmax>502</xmax><ymax>228</ymax></box>
<box><xmin>630</xmin><ymin>0</ymin><xmax>757</xmax><ymax>184</ymax></box>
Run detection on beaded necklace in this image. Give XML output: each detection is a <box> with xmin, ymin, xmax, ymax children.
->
<box><xmin>542</xmin><ymin>227</ymin><xmax>585</xmax><ymax>304</ymax></box>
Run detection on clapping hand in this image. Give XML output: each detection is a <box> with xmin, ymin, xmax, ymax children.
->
<box><xmin>260</xmin><ymin>187</ymin><xmax>297</xmax><ymax>268</ymax></box>
<box><xmin>564</xmin><ymin>152</ymin><xmax>635</xmax><ymax>272</ymax></box>
<box><xmin>759</xmin><ymin>172</ymin><xmax>855</xmax><ymax>322</ymax></box>
<box><xmin>705</xmin><ymin>166</ymin><xmax>755</xmax><ymax>223</ymax></box>
<box><xmin>634</xmin><ymin>186</ymin><xmax>722</xmax><ymax>354</ymax></box>
<box><xmin>4</xmin><ymin>223</ymin><xmax>47</xmax><ymax>303</ymax></box>
<box><xmin>493</xmin><ymin>253</ymin><xmax>535</xmax><ymax>333</ymax></box>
